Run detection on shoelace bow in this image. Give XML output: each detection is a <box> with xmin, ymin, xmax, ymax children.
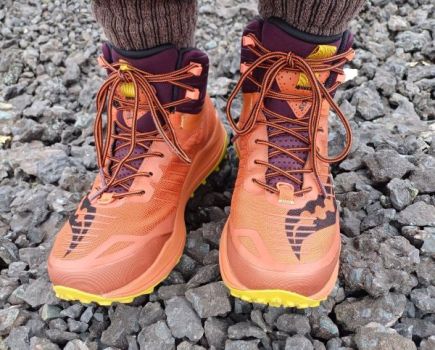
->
<box><xmin>91</xmin><ymin>56</ymin><xmax>200</xmax><ymax>200</ymax></box>
<box><xmin>226</xmin><ymin>34</ymin><xmax>355</xmax><ymax>196</ymax></box>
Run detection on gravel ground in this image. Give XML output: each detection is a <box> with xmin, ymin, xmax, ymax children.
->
<box><xmin>0</xmin><ymin>0</ymin><xmax>434</xmax><ymax>349</ymax></box>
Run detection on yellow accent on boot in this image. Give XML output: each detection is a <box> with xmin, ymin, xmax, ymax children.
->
<box><xmin>120</xmin><ymin>82</ymin><xmax>136</xmax><ymax>98</ymax></box>
<box><xmin>53</xmin><ymin>285</ymin><xmax>155</xmax><ymax>306</ymax></box>
<box><xmin>308</xmin><ymin>45</ymin><xmax>337</xmax><ymax>59</ymax></box>
<box><xmin>228</xmin><ymin>287</ymin><xmax>326</xmax><ymax>309</ymax></box>
<box><xmin>297</xmin><ymin>45</ymin><xmax>338</xmax><ymax>88</ymax></box>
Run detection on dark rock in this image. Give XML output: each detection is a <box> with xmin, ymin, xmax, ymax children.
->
<box><xmin>101</xmin><ymin>304</ymin><xmax>140</xmax><ymax>348</ymax></box>
<box><xmin>177</xmin><ymin>341</ymin><xmax>207</xmax><ymax>350</ymax></box>
<box><xmin>340</xmin><ymin>208</ymin><xmax>361</xmax><ymax>237</ymax></box>
<box><xmin>354</xmin><ymin>323</ymin><xmax>417</xmax><ymax>350</ymax></box>
<box><xmin>49</xmin><ymin>318</ymin><xmax>68</xmax><ymax>332</ymax></box>
<box><xmin>127</xmin><ymin>335</ymin><xmax>139</xmax><ymax>350</ymax></box>
<box><xmin>3</xmin><ymin>61</ymin><xmax>24</xmax><ymax>86</ymax></box>
<box><xmin>79</xmin><ymin>307</ymin><xmax>94</xmax><ymax>324</ymax></box>
<box><xmin>202</xmin><ymin>221</ymin><xmax>225</xmax><ymax>246</ymax></box>
<box><xmin>63</xmin><ymin>63</ymin><xmax>81</xmax><ymax>86</ymax></box>
<box><xmin>312</xmin><ymin>339</ymin><xmax>326</xmax><ymax>350</ymax></box>
<box><xmin>19</xmin><ymin>246</ymin><xmax>48</xmax><ymax>268</ymax></box>
<box><xmin>165</xmin><ymin>296</ymin><xmax>204</xmax><ymax>342</ymax></box>
<box><xmin>138</xmin><ymin>302</ymin><xmax>165</xmax><ymax>328</ymax></box>
<box><xmin>0</xmin><ymin>238</ymin><xmax>19</xmax><ymax>266</ymax></box>
<box><xmin>186</xmin><ymin>264</ymin><xmax>220</xmax><ymax>288</ymax></box>
<box><xmin>335</xmin><ymin>293</ymin><xmax>407</xmax><ymax>331</ymax></box>
<box><xmin>233</xmin><ymin>299</ymin><xmax>252</xmax><ymax>315</ymax></box>
<box><xmin>420</xmin><ymin>337</ymin><xmax>435</xmax><ymax>350</ymax></box>
<box><xmin>45</xmin><ymin>329</ymin><xmax>79</xmax><ymax>345</ymax></box>
<box><xmin>250</xmin><ymin>310</ymin><xmax>268</xmax><ymax>332</ymax></box>
<box><xmin>59</xmin><ymin>167</ymin><xmax>93</xmax><ymax>193</ymax></box>
<box><xmin>387</xmin><ymin>178</ymin><xmax>418</xmax><ymax>210</ymax></box>
<box><xmin>311</xmin><ymin>315</ymin><xmax>339</xmax><ymax>340</ymax></box>
<box><xmin>416</xmin><ymin>257</ymin><xmax>435</xmax><ymax>286</ymax></box>
<box><xmin>185</xmin><ymin>282</ymin><xmax>231</xmax><ymax>318</ymax></box>
<box><xmin>410</xmin><ymin>286</ymin><xmax>435</xmax><ymax>314</ymax></box>
<box><xmin>137</xmin><ymin>321</ymin><xmax>175</xmax><ymax>350</ymax></box>
<box><xmin>176</xmin><ymin>255</ymin><xmax>198</xmax><ymax>279</ymax></box>
<box><xmin>388</xmin><ymin>15</ymin><xmax>409</xmax><ymax>31</ymax></box>
<box><xmin>10</xmin><ymin>119</ymin><xmax>45</xmax><ymax>142</ymax></box>
<box><xmin>21</xmin><ymin>279</ymin><xmax>58</xmax><ymax>307</ymax></box>
<box><xmin>5</xmin><ymin>326</ymin><xmax>30</xmax><ymax>350</ymax></box>
<box><xmin>263</xmin><ymin>307</ymin><xmax>287</xmax><ymax>327</ymax></box>
<box><xmin>398</xmin><ymin>201</ymin><xmax>435</xmax><ymax>226</ymax></box>
<box><xmin>14</xmin><ymin>146</ymin><xmax>70</xmax><ymax>184</ymax></box>
<box><xmin>363</xmin><ymin>149</ymin><xmax>415</xmax><ymax>183</ymax></box>
<box><xmin>276</xmin><ymin>314</ymin><xmax>311</xmax><ymax>335</ymax></box>
<box><xmin>157</xmin><ymin>284</ymin><xmax>187</xmax><ymax>300</ymax></box>
<box><xmin>67</xmin><ymin>319</ymin><xmax>88</xmax><ymax>333</ymax></box>
<box><xmin>22</xmin><ymin>100</ymin><xmax>49</xmax><ymax>119</ymax></box>
<box><xmin>400</xmin><ymin>317</ymin><xmax>435</xmax><ymax>339</ymax></box>
<box><xmin>204</xmin><ymin>317</ymin><xmax>229</xmax><ymax>350</ymax></box>
<box><xmin>63</xmin><ymin>339</ymin><xmax>90</xmax><ymax>350</ymax></box>
<box><xmin>29</xmin><ymin>337</ymin><xmax>60</xmax><ymax>350</ymax></box>
<box><xmin>361</xmin><ymin>208</ymin><xmax>396</xmax><ymax>231</ymax></box>
<box><xmin>224</xmin><ymin>340</ymin><xmax>260</xmax><ymax>350</ymax></box>
<box><xmin>421</xmin><ymin>230</ymin><xmax>435</xmax><ymax>258</ymax></box>
<box><xmin>374</xmin><ymin>68</ymin><xmax>397</xmax><ymax>96</ymax></box>
<box><xmin>352</xmin><ymin>85</ymin><xmax>384</xmax><ymax>120</ymax></box>
<box><xmin>409</xmin><ymin>165</ymin><xmax>435</xmax><ymax>194</ymax></box>
<box><xmin>203</xmin><ymin>249</ymin><xmax>219</xmax><ymax>265</ymax></box>
<box><xmin>60</xmin><ymin>304</ymin><xmax>84</xmax><ymax>319</ymax></box>
<box><xmin>0</xmin><ymin>307</ymin><xmax>21</xmax><ymax>336</ymax></box>
<box><xmin>396</xmin><ymin>30</ymin><xmax>431</xmax><ymax>52</ymax></box>
<box><xmin>227</xmin><ymin>322</ymin><xmax>267</xmax><ymax>339</ymax></box>
<box><xmin>284</xmin><ymin>335</ymin><xmax>313</xmax><ymax>350</ymax></box>
<box><xmin>40</xmin><ymin>304</ymin><xmax>62</xmax><ymax>321</ymax></box>
<box><xmin>341</xmin><ymin>235</ymin><xmax>419</xmax><ymax>297</ymax></box>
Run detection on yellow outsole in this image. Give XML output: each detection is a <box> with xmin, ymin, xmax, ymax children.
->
<box><xmin>228</xmin><ymin>287</ymin><xmax>325</xmax><ymax>308</ymax></box>
<box><xmin>53</xmin><ymin>134</ymin><xmax>228</xmax><ymax>306</ymax></box>
<box><xmin>53</xmin><ymin>285</ymin><xmax>155</xmax><ymax>306</ymax></box>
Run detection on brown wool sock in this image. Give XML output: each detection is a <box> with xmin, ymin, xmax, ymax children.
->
<box><xmin>258</xmin><ymin>0</ymin><xmax>366</xmax><ymax>36</ymax></box>
<box><xmin>92</xmin><ymin>0</ymin><xmax>198</xmax><ymax>50</ymax></box>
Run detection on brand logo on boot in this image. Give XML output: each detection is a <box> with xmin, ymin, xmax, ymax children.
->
<box><xmin>285</xmin><ymin>182</ymin><xmax>336</xmax><ymax>260</ymax></box>
<box><xmin>64</xmin><ymin>197</ymin><xmax>96</xmax><ymax>256</ymax></box>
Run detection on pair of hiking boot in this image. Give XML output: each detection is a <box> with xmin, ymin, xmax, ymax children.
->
<box><xmin>48</xmin><ymin>18</ymin><xmax>354</xmax><ymax>308</ymax></box>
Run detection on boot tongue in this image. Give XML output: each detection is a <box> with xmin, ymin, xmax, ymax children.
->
<box><xmin>259</xmin><ymin>20</ymin><xmax>344</xmax><ymax>192</ymax></box>
<box><xmin>98</xmin><ymin>43</ymin><xmax>210</xmax><ymax>195</ymax></box>
<box><xmin>102</xmin><ymin>43</ymin><xmax>180</xmax><ymax>133</ymax></box>
<box><xmin>115</xmin><ymin>110</ymin><xmax>158</xmax><ymax>133</ymax></box>
<box><xmin>101</xmin><ymin>44</ymin><xmax>180</xmax><ymax>193</ymax></box>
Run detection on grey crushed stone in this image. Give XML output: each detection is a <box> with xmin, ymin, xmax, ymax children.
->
<box><xmin>0</xmin><ymin>1</ymin><xmax>434</xmax><ymax>349</ymax></box>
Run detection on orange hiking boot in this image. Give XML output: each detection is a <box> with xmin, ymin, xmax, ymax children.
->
<box><xmin>220</xmin><ymin>18</ymin><xmax>355</xmax><ymax>308</ymax></box>
<box><xmin>48</xmin><ymin>44</ymin><xmax>227</xmax><ymax>305</ymax></box>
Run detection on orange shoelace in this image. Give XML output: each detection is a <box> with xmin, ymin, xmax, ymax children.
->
<box><xmin>226</xmin><ymin>34</ymin><xmax>355</xmax><ymax>196</ymax></box>
<box><xmin>91</xmin><ymin>56</ymin><xmax>202</xmax><ymax>200</ymax></box>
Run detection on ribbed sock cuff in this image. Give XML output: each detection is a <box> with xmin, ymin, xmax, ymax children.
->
<box><xmin>92</xmin><ymin>0</ymin><xmax>198</xmax><ymax>50</ymax></box>
<box><xmin>258</xmin><ymin>0</ymin><xmax>366</xmax><ymax>36</ymax></box>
